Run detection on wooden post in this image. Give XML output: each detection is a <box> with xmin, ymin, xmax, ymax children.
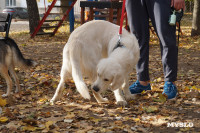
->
<box><xmin>90</xmin><ymin>7</ymin><xmax>94</xmax><ymax>20</ymax></box>
<box><xmin>116</xmin><ymin>8</ymin><xmax>121</xmax><ymax>25</ymax></box>
<box><xmin>81</xmin><ymin>7</ymin><xmax>85</xmax><ymax>24</ymax></box>
<box><xmin>109</xmin><ymin>8</ymin><xmax>113</xmax><ymax>23</ymax></box>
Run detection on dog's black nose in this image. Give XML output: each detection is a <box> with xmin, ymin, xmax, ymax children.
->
<box><xmin>93</xmin><ymin>85</ymin><xmax>100</xmax><ymax>92</ymax></box>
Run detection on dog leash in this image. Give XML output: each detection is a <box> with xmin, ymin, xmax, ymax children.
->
<box><xmin>119</xmin><ymin>0</ymin><xmax>126</xmax><ymax>37</ymax></box>
<box><xmin>113</xmin><ymin>0</ymin><xmax>126</xmax><ymax>51</ymax></box>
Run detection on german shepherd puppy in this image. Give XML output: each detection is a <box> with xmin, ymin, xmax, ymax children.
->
<box><xmin>0</xmin><ymin>38</ymin><xmax>36</xmax><ymax>97</ymax></box>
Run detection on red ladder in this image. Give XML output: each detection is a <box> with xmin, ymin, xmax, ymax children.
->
<box><xmin>31</xmin><ymin>0</ymin><xmax>77</xmax><ymax>38</ymax></box>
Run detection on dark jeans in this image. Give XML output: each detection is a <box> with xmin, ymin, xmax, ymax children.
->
<box><xmin>126</xmin><ymin>0</ymin><xmax>178</xmax><ymax>82</ymax></box>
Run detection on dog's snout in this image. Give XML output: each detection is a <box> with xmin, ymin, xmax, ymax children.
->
<box><xmin>93</xmin><ymin>85</ymin><xmax>100</xmax><ymax>92</ymax></box>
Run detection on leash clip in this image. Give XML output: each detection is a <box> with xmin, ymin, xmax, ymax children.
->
<box><xmin>112</xmin><ymin>33</ymin><xmax>125</xmax><ymax>51</ymax></box>
<box><xmin>118</xmin><ymin>33</ymin><xmax>121</xmax><ymax>43</ymax></box>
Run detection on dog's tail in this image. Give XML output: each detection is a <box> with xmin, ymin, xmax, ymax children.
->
<box><xmin>69</xmin><ymin>42</ymin><xmax>91</xmax><ymax>100</ymax></box>
<box><xmin>5</xmin><ymin>38</ymin><xmax>37</xmax><ymax>68</ymax></box>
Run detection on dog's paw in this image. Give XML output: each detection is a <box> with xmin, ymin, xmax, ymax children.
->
<box><xmin>102</xmin><ymin>97</ymin><xmax>109</xmax><ymax>102</ymax></box>
<box><xmin>125</xmin><ymin>94</ymin><xmax>137</xmax><ymax>101</ymax></box>
<box><xmin>116</xmin><ymin>100</ymin><xmax>127</xmax><ymax>106</ymax></box>
<box><xmin>50</xmin><ymin>99</ymin><xmax>55</xmax><ymax>105</ymax></box>
<box><xmin>50</xmin><ymin>93</ymin><xmax>62</xmax><ymax>105</ymax></box>
<box><xmin>2</xmin><ymin>93</ymin><xmax>9</xmax><ymax>97</ymax></box>
<box><xmin>50</xmin><ymin>97</ymin><xmax>58</xmax><ymax>105</ymax></box>
<box><xmin>83</xmin><ymin>94</ymin><xmax>91</xmax><ymax>100</ymax></box>
<box><xmin>97</xmin><ymin>97</ymin><xmax>109</xmax><ymax>104</ymax></box>
<box><xmin>80</xmin><ymin>90</ymin><xmax>91</xmax><ymax>100</ymax></box>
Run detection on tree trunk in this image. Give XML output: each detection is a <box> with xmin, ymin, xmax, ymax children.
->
<box><xmin>26</xmin><ymin>0</ymin><xmax>41</xmax><ymax>34</ymax></box>
<box><xmin>191</xmin><ymin>0</ymin><xmax>200</xmax><ymax>36</ymax></box>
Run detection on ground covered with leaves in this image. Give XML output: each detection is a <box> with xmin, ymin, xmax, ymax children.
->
<box><xmin>0</xmin><ymin>24</ymin><xmax>199</xmax><ymax>132</ymax></box>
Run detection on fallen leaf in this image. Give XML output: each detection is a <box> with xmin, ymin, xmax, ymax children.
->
<box><xmin>143</xmin><ymin>106</ymin><xmax>159</xmax><ymax>113</ymax></box>
<box><xmin>45</xmin><ymin>121</ymin><xmax>56</xmax><ymax>131</ymax></box>
<box><xmin>21</xmin><ymin>125</ymin><xmax>38</xmax><ymax>132</ymax></box>
<box><xmin>133</xmin><ymin>118</ymin><xmax>140</xmax><ymax>122</ymax></box>
<box><xmin>0</xmin><ymin>97</ymin><xmax>7</xmax><ymax>106</ymax></box>
<box><xmin>152</xmin><ymin>93</ymin><xmax>167</xmax><ymax>103</ymax></box>
<box><xmin>0</xmin><ymin>117</ymin><xmax>8</xmax><ymax>123</ymax></box>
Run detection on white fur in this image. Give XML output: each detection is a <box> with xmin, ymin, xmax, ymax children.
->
<box><xmin>50</xmin><ymin>20</ymin><xmax>139</xmax><ymax>106</ymax></box>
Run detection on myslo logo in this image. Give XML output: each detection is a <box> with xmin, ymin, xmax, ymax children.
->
<box><xmin>167</xmin><ymin>122</ymin><xmax>194</xmax><ymax>127</ymax></box>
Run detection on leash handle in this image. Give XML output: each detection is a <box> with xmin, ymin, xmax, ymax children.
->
<box><xmin>119</xmin><ymin>0</ymin><xmax>126</xmax><ymax>35</ymax></box>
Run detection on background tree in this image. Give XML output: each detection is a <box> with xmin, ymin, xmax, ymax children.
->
<box><xmin>26</xmin><ymin>0</ymin><xmax>41</xmax><ymax>34</ymax></box>
<box><xmin>185</xmin><ymin>0</ymin><xmax>194</xmax><ymax>12</ymax></box>
<box><xmin>191</xmin><ymin>0</ymin><xmax>200</xmax><ymax>36</ymax></box>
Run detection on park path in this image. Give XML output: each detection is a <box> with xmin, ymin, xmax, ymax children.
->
<box><xmin>10</xmin><ymin>20</ymin><xmax>29</xmax><ymax>32</ymax></box>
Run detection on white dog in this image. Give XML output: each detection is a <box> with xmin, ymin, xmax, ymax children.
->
<box><xmin>50</xmin><ymin>20</ymin><xmax>139</xmax><ymax>106</ymax></box>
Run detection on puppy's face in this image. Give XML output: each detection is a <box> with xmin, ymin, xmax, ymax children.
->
<box><xmin>92</xmin><ymin>58</ymin><xmax>124</xmax><ymax>93</ymax></box>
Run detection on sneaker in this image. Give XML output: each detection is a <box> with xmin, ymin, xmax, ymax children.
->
<box><xmin>129</xmin><ymin>80</ymin><xmax>151</xmax><ymax>94</ymax></box>
<box><xmin>162</xmin><ymin>81</ymin><xmax>177</xmax><ymax>99</ymax></box>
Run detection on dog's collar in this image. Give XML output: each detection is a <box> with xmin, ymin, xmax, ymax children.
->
<box><xmin>112</xmin><ymin>40</ymin><xmax>125</xmax><ymax>51</ymax></box>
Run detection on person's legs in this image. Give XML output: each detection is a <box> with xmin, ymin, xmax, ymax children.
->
<box><xmin>146</xmin><ymin>0</ymin><xmax>177</xmax><ymax>82</ymax></box>
<box><xmin>126</xmin><ymin>0</ymin><xmax>178</xmax><ymax>98</ymax></box>
<box><xmin>146</xmin><ymin>0</ymin><xmax>178</xmax><ymax>99</ymax></box>
<box><xmin>126</xmin><ymin>0</ymin><xmax>150</xmax><ymax>83</ymax></box>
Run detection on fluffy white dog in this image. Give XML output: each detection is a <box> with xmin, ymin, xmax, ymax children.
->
<box><xmin>50</xmin><ymin>20</ymin><xmax>139</xmax><ymax>106</ymax></box>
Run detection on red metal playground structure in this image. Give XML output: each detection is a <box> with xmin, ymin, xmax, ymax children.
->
<box><xmin>31</xmin><ymin>0</ymin><xmax>77</xmax><ymax>38</ymax></box>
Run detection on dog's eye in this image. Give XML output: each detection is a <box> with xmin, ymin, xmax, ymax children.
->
<box><xmin>104</xmin><ymin>78</ymin><xmax>109</xmax><ymax>81</ymax></box>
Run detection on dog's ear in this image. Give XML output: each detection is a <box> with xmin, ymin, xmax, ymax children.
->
<box><xmin>111</xmin><ymin>70</ymin><xmax>125</xmax><ymax>91</ymax></box>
